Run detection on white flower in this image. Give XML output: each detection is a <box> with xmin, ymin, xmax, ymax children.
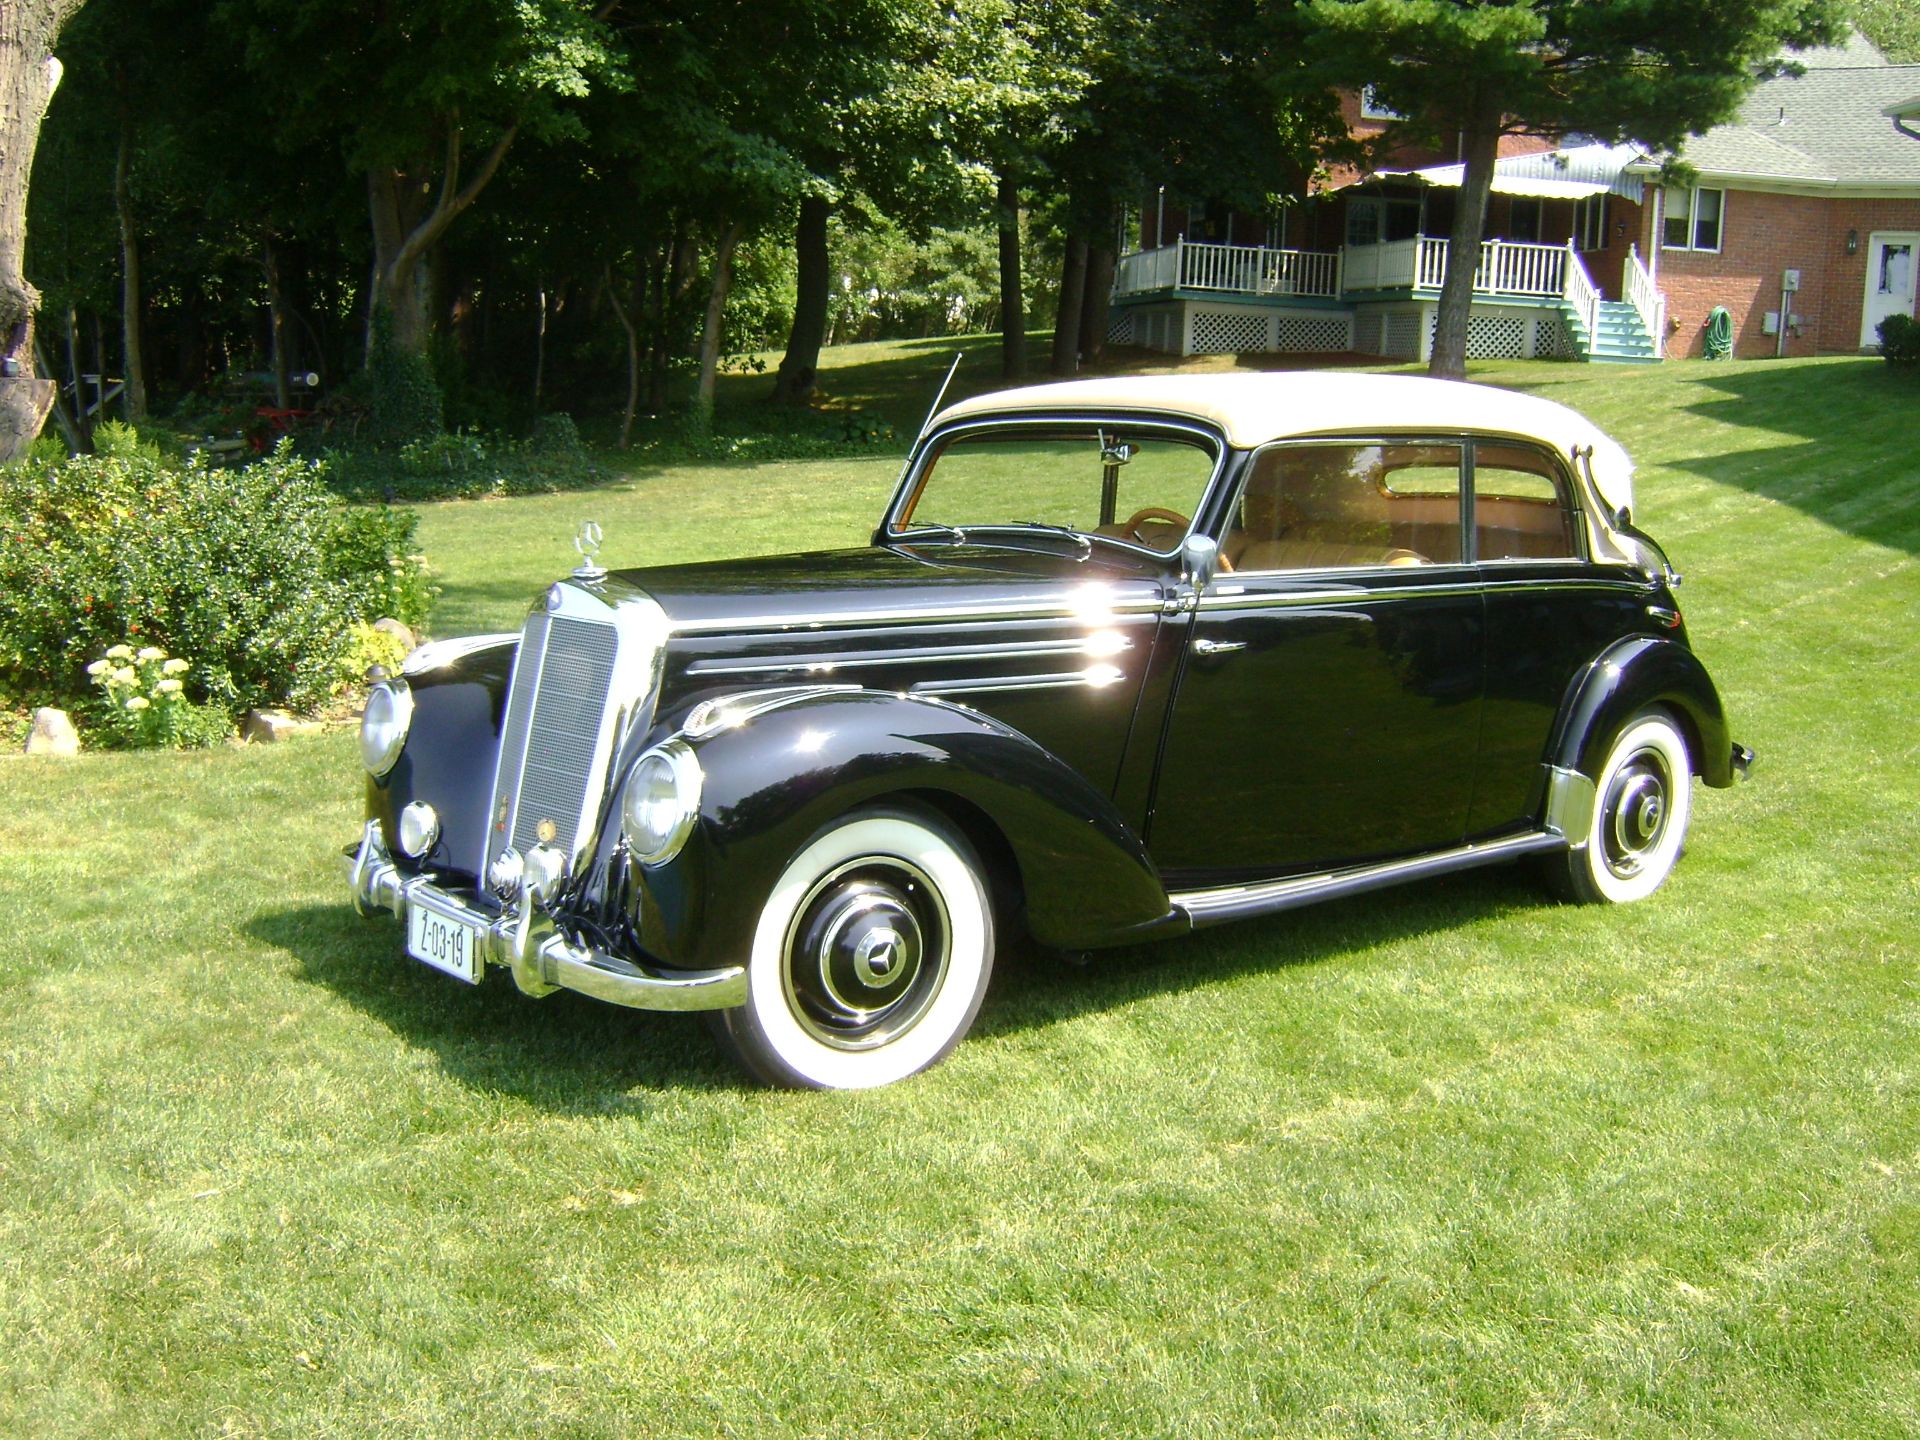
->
<box><xmin>112</xmin><ymin>666</ymin><xmax>137</xmax><ymax>685</ymax></box>
<box><xmin>105</xmin><ymin>644</ymin><xmax>134</xmax><ymax>660</ymax></box>
<box><xmin>125</xmin><ymin>695</ymin><xmax>150</xmax><ymax>711</ymax></box>
<box><xmin>85</xmin><ymin>659</ymin><xmax>111</xmax><ymax>676</ymax></box>
<box><xmin>155</xmin><ymin>678</ymin><xmax>184</xmax><ymax>695</ymax></box>
<box><xmin>162</xmin><ymin>658</ymin><xmax>190</xmax><ymax>675</ymax></box>
<box><xmin>136</xmin><ymin>646</ymin><xmax>164</xmax><ymax>662</ymax></box>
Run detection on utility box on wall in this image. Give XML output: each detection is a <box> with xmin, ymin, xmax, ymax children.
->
<box><xmin>1782</xmin><ymin>268</ymin><xmax>1802</xmax><ymax>292</ymax></box>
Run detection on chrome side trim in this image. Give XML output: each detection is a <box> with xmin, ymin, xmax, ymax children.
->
<box><xmin>682</xmin><ymin>684</ymin><xmax>861</xmax><ymax>739</ymax></box>
<box><xmin>668</xmin><ymin>594</ymin><xmax>1164</xmax><ymax>636</ymax></box>
<box><xmin>910</xmin><ymin>664</ymin><xmax>1126</xmax><ymax>697</ymax></box>
<box><xmin>687</xmin><ymin>633</ymin><xmax>1133</xmax><ymax>677</ymax></box>
<box><xmin>1197</xmin><ymin>575</ymin><xmax>1650</xmax><ymax>612</ymax></box>
<box><xmin>1171</xmin><ymin>830</ymin><xmax>1565</xmax><ymax>927</ymax></box>
<box><xmin>346</xmin><ymin>821</ymin><xmax>744</xmax><ymax>1012</ymax></box>
<box><xmin>1543</xmin><ymin>765</ymin><xmax>1597</xmax><ymax>847</ymax></box>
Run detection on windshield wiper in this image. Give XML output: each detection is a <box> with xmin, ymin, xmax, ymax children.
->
<box><xmin>999</xmin><ymin>522</ymin><xmax>1093</xmax><ymax>559</ymax></box>
<box><xmin>898</xmin><ymin>523</ymin><xmax>968</xmax><ymax>545</ymax></box>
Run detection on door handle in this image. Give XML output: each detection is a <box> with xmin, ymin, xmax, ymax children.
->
<box><xmin>1192</xmin><ymin>638</ymin><xmax>1247</xmax><ymax>656</ymax></box>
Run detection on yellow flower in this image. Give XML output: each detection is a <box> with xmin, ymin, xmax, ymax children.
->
<box><xmin>85</xmin><ymin>659</ymin><xmax>110</xmax><ymax>676</ymax></box>
<box><xmin>125</xmin><ymin>696</ymin><xmax>150</xmax><ymax>711</ymax></box>
<box><xmin>112</xmin><ymin>666</ymin><xmax>137</xmax><ymax>685</ymax></box>
<box><xmin>136</xmin><ymin>646</ymin><xmax>165</xmax><ymax>662</ymax></box>
<box><xmin>155</xmin><ymin>677</ymin><xmax>184</xmax><ymax>695</ymax></box>
<box><xmin>105</xmin><ymin>644</ymin><xmax>134</xmax><ymax>660</ymax></box>
<box><xmin>162</xmin><ymin>658</ymin><xmax>190</xmax><ymax>675</ymax></box>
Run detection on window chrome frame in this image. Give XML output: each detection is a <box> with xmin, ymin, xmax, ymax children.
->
<box><xmin>881</xmin><ymin>412</ymin><xmax>1228</xmax><ymax>565</ymax></box>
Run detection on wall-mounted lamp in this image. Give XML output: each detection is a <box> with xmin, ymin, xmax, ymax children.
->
<box><xmin>1615</xmin><ymin>221</ymin><xmax>1627</xmax><ymax>236</ymax></box>
<box><xmin>1846</xmin><ymin>228</ymin><xmax>1859</xmax><ymax>256</ymax></box>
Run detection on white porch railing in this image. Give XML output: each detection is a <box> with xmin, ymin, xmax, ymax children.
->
<box><xmin>1114</xmin><ymin>236</ymin><xmax>1588</xmax><ymax>306</ymax></box>
<box><xmin>1623</xmin><ymin>244</ymin><xmax>1666</xmax><ymax>359</ymax></box>
<box><xmin>1561</xmin><ymin>239</ymin><xmax>1601</xmax><ymax>342</ymax></box>
<box><xmin>1113</xmin><ymin>236</ymin><xmax>1340</xmax><ymax>299</ymax></box>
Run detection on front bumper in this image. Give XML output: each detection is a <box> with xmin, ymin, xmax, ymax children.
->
<box><xmin>344</xmin><ymin>821</ymin><xmax>745</xmax><ymax>1012</ymax></box>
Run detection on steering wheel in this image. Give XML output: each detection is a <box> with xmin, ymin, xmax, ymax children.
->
<box><xmin>1120</xmin><ymin>506</ymin><xmax>1190</xmax><ymax>542</ymax></box>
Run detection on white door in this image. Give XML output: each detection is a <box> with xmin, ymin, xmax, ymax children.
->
<box><xmin>1862</xmin><ymin>232</ymin><xmax>1919</xmax><ymax>348</ymax></box>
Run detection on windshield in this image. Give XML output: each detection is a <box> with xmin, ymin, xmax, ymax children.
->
<box><xmin>891</xmin><ymin>425</ymin><xmax>1219</xmax><ymax>555</ymax></box>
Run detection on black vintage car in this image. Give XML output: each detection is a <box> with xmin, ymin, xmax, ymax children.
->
<box><xmin>347</xmin><ymin>373</ymin><xmax>1751</xmax><ymax>1089</ymax></box>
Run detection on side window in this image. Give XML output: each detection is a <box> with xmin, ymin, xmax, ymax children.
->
<box><xmin>1472</xmin><ymin>443</ymin><xmax>1579</xmax><ymax>561</ymax></box>
<box><xmin>1225</xmin><ymin>442</ymin><xmax>1462</xmax><ymax>572</ymax></box>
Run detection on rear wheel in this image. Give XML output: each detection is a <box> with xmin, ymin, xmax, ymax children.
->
<box><xmin>1550</xmin><ymin>709</ymin><xmax>1693</xmax><ymax>904</ymax></box>
<box><xmin>712</xmin><ymin>807</ymin><xmax>995</xmax><ymax>1089</ymax></box>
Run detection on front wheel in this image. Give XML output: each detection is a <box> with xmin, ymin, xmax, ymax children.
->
<box><xmin>1549</xmin><ymin>709</ymin><xmax>1693</xmax><ymax>904</ymax></box>
<box><xmin>712</xmin><ymin>807</ymin><xmax>995</xmax><ymax>1089</ymax></box>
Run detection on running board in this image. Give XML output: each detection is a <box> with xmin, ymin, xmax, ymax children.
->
<box><xmin>1170</xmin><ymin>831</ymin><xmax>1567</xmax><ymax>928</ymax></box>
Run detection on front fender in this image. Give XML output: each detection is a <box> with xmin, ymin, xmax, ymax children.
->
<box><xmin>366</xmin><ymin>639</ymin><xmax>517</xmax><ymax>886</ymax></box>
<box><xmin>1549</xmin><ymin>635</ymin><xmax>1736</xmax><ymax>788</ymax></box>
<box><xmin>630</xmin><ymin>690</ymin><xmax>1176</xmax><ymax>969</ymax></box>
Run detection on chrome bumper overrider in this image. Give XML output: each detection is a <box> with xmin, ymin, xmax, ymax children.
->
<box><xmin>344</xmin><ymin>821</ymin><xmax>745</xmax><ymax>1012</ymax></box>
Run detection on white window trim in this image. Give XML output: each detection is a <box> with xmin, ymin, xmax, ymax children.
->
<box><xmin>1662</xmin><ymin>185</ymin><xmax>1725</xmax><ymax>254</ymax></box>
<box><xmin>1360</xmin><ymin>85</ymin><xmax>1403</xmax><ymax>122</ymax></box>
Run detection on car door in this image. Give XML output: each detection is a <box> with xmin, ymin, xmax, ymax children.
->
<box><xmin>1469</xmin><ymin>439</ymin><xmax>1648</xmax><ymax>837</ymax></box>
<box><xmin>1147</xmin><ymin>439</ymin><xmax>1484</xmax><ymax>880</ymax></box>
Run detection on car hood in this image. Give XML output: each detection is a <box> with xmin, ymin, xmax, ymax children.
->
<box><xmin>603</xmin><ymin>543</ymin><xmax>1167</xmax><ymax>635</ymax></box>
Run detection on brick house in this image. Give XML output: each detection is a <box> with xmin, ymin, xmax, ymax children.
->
<box><xmin>1111</xmin><ymin>32</ymin><xmax>1920</xmax><ymax>363</ymax></box>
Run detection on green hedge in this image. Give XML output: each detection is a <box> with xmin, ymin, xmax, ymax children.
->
<box><xmin>1</xmin><ymin>442</ymin><xmax>434</xmax><ymax>714</ymax></box>
<box><xmin>1877</xmin><ymin>313</ymin><xmax>1920</xmax><ymax>368</ymax></box>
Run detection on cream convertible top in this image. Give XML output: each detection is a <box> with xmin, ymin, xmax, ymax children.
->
<box><xmin>934</xmin><ymin>372</ymin><xmax>1637</xmax><ymax>516</ymax></box>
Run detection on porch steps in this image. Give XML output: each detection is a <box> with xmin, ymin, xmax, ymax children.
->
<box><xmin>1565</xmin><ymin>299</ymin><xmax>1659</xmax><ymax>364</ymax></box>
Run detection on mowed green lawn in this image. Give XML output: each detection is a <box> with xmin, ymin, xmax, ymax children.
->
<box><xmin>2</xmin><ymin>343</ymin><xmax>1916</xmax><ymax>1438</ymax></box>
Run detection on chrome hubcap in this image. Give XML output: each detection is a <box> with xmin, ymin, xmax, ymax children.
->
<box><xmin>1602</xmin><ymin>749</ymin><xmax>1672</xmax><ymax>879</ymax></box>
<box><xmin>783</xmin><ymin>858</ymin><xmax>949</xmax><ymax>1050</ymax></box>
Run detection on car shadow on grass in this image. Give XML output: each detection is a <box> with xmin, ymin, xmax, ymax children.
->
<box><xmin>976</xmin><ymin>859</ymin><xmax>1557</xmax><ymax>1040</ymax></box>
<box><xmin>253</xmin><ymin>859</ymin><xmax>1556</xmax><ymax>1101</ymax></box>
<box><xmin>248</xmin><ymin>905</ymin><xmax>749</xmax><ymax>1109</ymax></box>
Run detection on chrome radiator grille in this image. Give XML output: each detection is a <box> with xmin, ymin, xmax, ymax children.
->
<box><xmin>484</xmin><ymin>608</ymin><xmax>622</xmax><ymax>877</ymax></box>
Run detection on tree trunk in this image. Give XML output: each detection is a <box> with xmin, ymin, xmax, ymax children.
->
<box><xmin>1080</xmin><ymin>243</ymin><xmax>1116</xmax><ymax>366</ymax></box>
<box><xmin>605</xmin><ymin>262</ymin><xmax>640</xmax><ymax>447</ymax></box>
<box><xmin>364</xmin><ymin>115</ymin><xmax>518</xmax><ymax>358</ymax></box>
<box><xmin>263</xmin><ymin>236</ymin><xmax>291</xmax><ymax>409</ymax></box>
<box><xmin>1051</xmin><ymin>233</ymin><xmax>1088</xmax><ymax>376</ymax></box>
<box><xmin>112</xmin><ymin>125</ymin><xmax>148</xmax><ymax>421</ymax></box>
<box><xmin>532</xmin><ymin>280</ymin><xmax>547</xmax><ymax>410</ymax></box>
<box><xmin>771</xmin><ymin>192</ymin><xmax>831</xmax><ymax>405</ymax></box>
<box><xmin>1429</xmin><ymin>115</ymin><xmax>1501</xmax><ymax>381</ymax></box>
<box><xmin>996</xmin><ymin>169</ymin><xmax>1025</xmax><ymax>379</ymax></box>
<box><xmin>63</xmin><ymin>304</ymin><xmax>90</xmax><ymax>450</ymax></box>
<box><xmin>0</xmin><ymin>1</ymin><xmax>84</xmax><ymax>462</ymax></box>
<box><xmin>691</xmin><ymin>221</ymin><xmax>743</xmax><ymax>432</ymax></box>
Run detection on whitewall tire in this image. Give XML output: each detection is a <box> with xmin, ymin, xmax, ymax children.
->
<box><xmin>713</xmin><ymin>808</ymin><xmax>995</xmax><ymax>1089</ymax></box>
<box><xmin>1553</xmin><ymin>709</ymin><xmax>1693</xmax><ymax>904</ymax></box>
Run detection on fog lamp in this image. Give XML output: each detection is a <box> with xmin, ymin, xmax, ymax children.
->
<box><xmin>622</xmin><ymin>741</ymin><xmax>703</xmax><ymax>865</ymax></box>
<box><xmin>396</xmin><ymin>801</ymin><xmax>440</xmax><ymax>859</ymax></box>
<box><xmin>360</xmin><ymin>679</ymin><xmax>413</xmax><ymax>777</ymax></box>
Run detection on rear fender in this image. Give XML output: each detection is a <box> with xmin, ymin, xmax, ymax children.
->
<box><xmin>632</xmin><ymin>689</ymin><xmax>1175</xmax><ymax>969</ymax></box>
<box><xmin>1549</xmin><ymin>635</ymin><xmax>1735</xmax><ymax>788</ymax></box>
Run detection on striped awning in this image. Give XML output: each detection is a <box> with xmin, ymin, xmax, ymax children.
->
<box><xmin>1377</xmin><ymin>144</ymin><xmax>1647</xmax><ymax>202</ymax></box>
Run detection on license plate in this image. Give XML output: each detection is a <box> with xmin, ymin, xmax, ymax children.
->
<box><xmin>407</xmin><ymin>901</ymin><xmax>485</xmax><ymax>984</ymax></box>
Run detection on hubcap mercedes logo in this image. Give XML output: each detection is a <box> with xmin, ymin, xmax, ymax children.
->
<box><xmin>854</xmin><ymin>927</ymin><xmax>903</xmax><ymax>986</ymax></box>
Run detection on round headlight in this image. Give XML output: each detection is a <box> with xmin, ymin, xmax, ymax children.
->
<box><xmin>360</xmin><ymin>679</ymin><xmax>413</xmax><ymax>777</ymax></box>
<box><xmin>622</xmin><ymin>742</ymin><xmax>702</xmax><ymax>865</ymax></box>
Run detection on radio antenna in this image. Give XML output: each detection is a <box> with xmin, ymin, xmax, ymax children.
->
<box><xmin>915</xmin><ymin>351</ymin><xmax>965</xmax><ymax>447</ymax></box>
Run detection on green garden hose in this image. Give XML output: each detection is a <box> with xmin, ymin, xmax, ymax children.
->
<box><xmin>1704</xmin><ymin>306</ymin><xmax>1733</xmax><ymax>360</ymax></box>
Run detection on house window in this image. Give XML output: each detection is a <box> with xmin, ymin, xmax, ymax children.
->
<box><xmin>1359</xmin><ymin>85</ymin><xmax>1402</xmax><ymax>121</ymax></box>
<box><xmin>1346</xmin><ymin>194</ymin><xmax>1423</xmax><ymax>247</ymax></box>
<box><xmin>1663</xmin><ymin>186</ymin><xmax>1724</xmax><ymax>253</ymax></box>
<box><xmin>1508</xmin><ymin>198</ymin><xmax>1542</xmax><ymax>244</ymax></box>
<box><xmin>1573</xmin><ymin>194</ymin><xmax>1611</xmax><ymax>252</ymax></box>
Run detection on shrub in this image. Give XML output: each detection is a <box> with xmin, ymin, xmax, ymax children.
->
<box><xmin>0</xmin><ymin>442</ymin><xmax>435</xmax><ymax>715</ymax></box>
<box><xmin>85</xmin><ymin>643</ymin><xmax>231</xmax><ymax>750</ymax></box>
<box><xmin>319</xmin><ymin>414</ymin><xmax>605</xmax><ymax>501</ymax></box>
<box><xmin>1877</xmin><ymin>313</ymin><xmax>1920</xmax><ymax>368</ymax></box>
